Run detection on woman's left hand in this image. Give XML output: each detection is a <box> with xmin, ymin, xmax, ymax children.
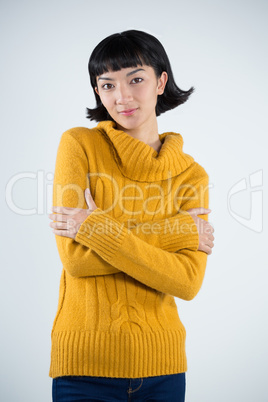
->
<box><xmin>48</xmin><ymin>188</ymin><xmax>98</xmax><ymax>239</ymax></box>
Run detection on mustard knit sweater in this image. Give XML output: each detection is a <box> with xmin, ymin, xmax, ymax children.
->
<box><xmin>49</xmin><ymin>120</ymin><xmax>209</xmax><ymax>379</ymax></box>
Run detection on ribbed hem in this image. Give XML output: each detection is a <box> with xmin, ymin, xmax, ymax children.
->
<box><xmin>49</xmin><ymin>329</ymin><xmax>187</xmax><ymax>379</ymax></box>
<box><xmin>75</xmin><ymin>208</ymin><xmax>129</xmax><ymax>262</ymax></box>
<box><xmin>160</xmin><ymin>212</ymin><xmax>199</xmax><ymax>252</ymax></box>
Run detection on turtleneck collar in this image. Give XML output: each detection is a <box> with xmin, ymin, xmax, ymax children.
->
<box><xmin>96</xmin><ymin>120</ymin><xmax>195</xmax><ymax>182</ymax></box>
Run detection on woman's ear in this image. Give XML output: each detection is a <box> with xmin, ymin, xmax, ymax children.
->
<box><xmin>95</xmin><ymin>86</ymin><xmax>99</xmax><ymax>96</ymax></box>
<box><xmin>157</xmin><ymin>72</ymin><xmax>168</xmax><ymax>95</ymax></box>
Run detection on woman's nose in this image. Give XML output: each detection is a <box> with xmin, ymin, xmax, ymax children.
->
<box><xmin>115</xmin><ymin>85</ymin><xmax>133</xmax><ymax>105</ymax></box>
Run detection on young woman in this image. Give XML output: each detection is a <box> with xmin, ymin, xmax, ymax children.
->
<box><xmin>48</xmin><ymin>29</ymin><xmax>214</xmax><ymax>402</ymax></box>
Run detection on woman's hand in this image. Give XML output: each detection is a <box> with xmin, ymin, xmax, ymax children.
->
<box><xmin>48</xmin><ymin>188</ymin><xmax>98</xmax><ymax>239</ymax></box>
<box><xmin>186</xmin><ymin>208</ymin><xmax>215</xmax><ymax>255</ymax></box>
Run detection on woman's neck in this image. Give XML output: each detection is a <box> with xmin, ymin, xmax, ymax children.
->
<box><xmin>116</xmin><ymin>118</ymin><xmax>162</xmax><ymax>153</ymax></box>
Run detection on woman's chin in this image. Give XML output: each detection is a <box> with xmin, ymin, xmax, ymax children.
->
<box><xmin>115</xmin><ymin>119</ymin><xmax>141</xmax><ymax>132</ymax></box>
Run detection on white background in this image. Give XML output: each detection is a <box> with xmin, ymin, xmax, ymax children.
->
<box><xmin>1</xmin><ymin>0</ymin><xmax>267</xmax><ymax>401</ymax></box>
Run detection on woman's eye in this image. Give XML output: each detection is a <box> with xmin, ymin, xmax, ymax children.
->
<box><xmin>131</xmin><ymin>77</ymin><xmax>143</xmax><ymax>84</ymax></box>
<box><xmin>102</xmin><ymin>83</ymin><xmax>114</xmax><ymax>90</ymax></box>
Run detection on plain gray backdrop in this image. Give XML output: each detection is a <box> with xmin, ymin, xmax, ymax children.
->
<box><xmin>1</xmin><ymin>0</ymin><xmax>267</xmax><ymax>401</ymax></box>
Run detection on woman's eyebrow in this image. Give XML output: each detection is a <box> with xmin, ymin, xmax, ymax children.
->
<box><xmin>98</xmin><ymin>68</ymin><xmax>145</xmax><ymax>81</ymax></box>
<box><xmin>98</xmin><ymin>76</ymin><xmax>114</xmax><ymax>81</ymax></box>
<box><xmin>126</xmin><ymin>68</ymin><xmax>145</xmax><ymax>76</ymax></box>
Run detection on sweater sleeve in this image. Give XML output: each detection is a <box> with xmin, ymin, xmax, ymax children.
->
<box><xmin>74</xmin><ymin>174</ymin><xmax>210</xmax><ymax>300</ymax></box>
<box><xmin>128</xmin><ymin>211</ymin><xmax>199</xmax><ymax>252</ymax></box>
<box><xmin>52</xmin><ymin>131</ymin><xmax>200</xmax><ymax>278</ymax></box>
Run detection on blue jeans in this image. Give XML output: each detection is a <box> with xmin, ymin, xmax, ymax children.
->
<box><xmin>52</xmin><ymin>373</ymin><xmax>186</xmax><ymax>401</ymax></box>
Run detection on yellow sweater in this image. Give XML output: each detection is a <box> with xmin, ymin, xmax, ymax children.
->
<box><xmin>49</xmin><ymin>120</ymin><xmax>209</xmax><ymax>379</ymax></box>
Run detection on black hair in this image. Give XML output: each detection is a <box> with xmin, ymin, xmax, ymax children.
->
<box><xmin>86</xmin><ymin>30</ymin><xmax>194</xmax><ymax>121</ymax></box>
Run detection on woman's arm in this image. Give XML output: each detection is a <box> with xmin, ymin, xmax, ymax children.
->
<box><xmin>73</xmin><ymin>173</ymin><xmax>210</xmax><ymax>300</ymax></box>
<box><xmin>51</xmin><ymin>131</ymin><xmax>204</xmax><ymax>277</ymax></box>
<box><xmin>53</xmin><ymin>211</ymin><xmax>200</xmax><ymax>277</ymax></box>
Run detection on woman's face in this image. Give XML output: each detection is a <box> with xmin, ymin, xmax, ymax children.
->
<box><xmin>95</xmin><ymin>65</ymin><xmax>167</xmax><ymax>134</ymax></box>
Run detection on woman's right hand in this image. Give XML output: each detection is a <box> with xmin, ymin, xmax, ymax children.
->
<box><xmin>186</xmin><ymin>208</ymin><xmax>215</xmax><ymax>255</ymax></box>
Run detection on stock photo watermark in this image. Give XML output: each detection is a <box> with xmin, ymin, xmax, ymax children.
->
<box><xmin>227</xmin><ymin>169</ymin><xmax>263</xmax><ymax>233</ymax></box>
<box><xmin>5</xmin><ymin>169</ymin><xmax>264</xmax><ymax>233</ymax></box>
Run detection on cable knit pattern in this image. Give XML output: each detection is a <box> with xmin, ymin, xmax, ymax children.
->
<box><xmin>49</xmin><ymin>120</ymin><xmax>210</xmax><ymax>379</ymax></box>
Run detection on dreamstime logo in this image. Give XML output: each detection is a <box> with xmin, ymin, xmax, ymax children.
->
<box><xmin>227</xmin><ymin>169</ymin><xmax>263</xmax><ymax>232</ymax></box>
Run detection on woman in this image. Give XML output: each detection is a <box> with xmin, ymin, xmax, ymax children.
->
<box><xmin>48</xmin><ymin>29</ymin><xmax>214</xmax><ymax>402</ymax></box>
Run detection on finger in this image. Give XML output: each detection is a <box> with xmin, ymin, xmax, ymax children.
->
<box><xmin>85</xmin><ymin>189</ymin><xmax>92</xmax><ymax>207</ymax></box>
<box><xmin>203</xmin><ymin>245</ymin><xmax>212</xmax><ymax>255</ymax></box>
<box><xmin>51</xmin><ymin>206</ymin><xmax>81</xmax><ymax>215</ymax></box>
<box><xmin>188</xmin><ymin>208</ymin><xmax>211</xmax><ymax>215</ymax></box>
<box><xmin>206</xmin><ymin>239</ymin><xmax>214</xmax><ymax>248</ymax></box>
<box><xmin>85</xmin><ymin>188</ymin><xmax>93</xmax><ymax>198</ymax></box>
<box><xmin>48</xmin><ymin>213</ymin><xmax>61</xmax><ymax>221</ymax></box>
<box><xmin>51</xmin><ymin>206</ymin><xmax>72</xmax><ymax>212</ymax></box>
<box><xmin>86</xmin><ymin>189</ymin><xmax>95</xmax><ymax>203</ymax></box>
<box><xmin>204</xmin><ymin>223</ymin><xmax>215</xmax><ymax>236</ymax></box>
<box><xmin>49</xmin><ymin>213</ymin><xmax>69</xmax><ymax>222</ymax></box>
<box><xmin>50</xmin><ymin>221</ymin><xmax>73</xmax><ymax>230</ymax></box>
<box><xmin>52</xmin><ymin>228</ymin><xmax>75</xmax><ymax>238</ymax></box>
<box><xmin>209</xmin><ymin>233</ymin><xmax>215</xmax><ymax>241</ymax></box>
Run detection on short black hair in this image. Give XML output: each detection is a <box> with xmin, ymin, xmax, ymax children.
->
<box><xmin>86</xmin><ymin>30</ymin><xmax>194</xmax><ymax>122</ymax></box>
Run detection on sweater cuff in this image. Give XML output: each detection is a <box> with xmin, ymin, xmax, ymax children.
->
<box><xmin>159</xmin><ymin>212</ymin><xmax>199</xmax><ymax>252</ymax></box>
<box><xmin>75</xmin><ymin>208</ymin><xmax>129</xmax><ymax>262</ymax></box>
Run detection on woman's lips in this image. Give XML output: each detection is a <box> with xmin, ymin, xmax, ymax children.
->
<box><xmin>119</xmin><ymin>108</ymin><xmax>137</xmax><ymax>116</ymax></box>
